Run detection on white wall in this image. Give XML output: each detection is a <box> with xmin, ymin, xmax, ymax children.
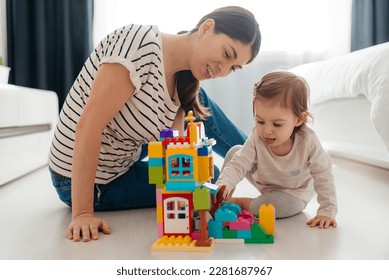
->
<box><xmin>94</xmin><ymin>0</ymin><xmax>352</xmax><ymax>135</ymax></box>
<box><xmin>94</xmin><ymin>0</ymin><xmax>352</xmax><ymax>55</ymax></box>
<box><xmin>0</xmin><ymin>0</ymin><xmax>7</xmax><ymax>65</ymax></box>
<box><xmin>201</xmin><ymin>0</ymin><xmax>352</xmax><ymax>134</ymax></box>
<box><xmin>201</xmin><ymin>52</ymin><xmax>327</xmax><ymax>134</ymax></box>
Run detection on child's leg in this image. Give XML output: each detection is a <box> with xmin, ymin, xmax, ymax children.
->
<box><xmin>249</xmin><ymin>192</ymin><xmax>308</xmax><ymax>219</ymax></box>
<box><xmin>221</xmin><ymin>146</ymin><xmax>308</xmax><ymax>219</ymax></box>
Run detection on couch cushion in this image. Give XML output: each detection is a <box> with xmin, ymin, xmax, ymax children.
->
<box><xmin>289</xmin><ymin>43</ymin><xmax>389</xmax><ymax>153</ymax></box>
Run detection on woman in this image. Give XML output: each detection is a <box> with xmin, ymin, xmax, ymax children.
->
<box><xmin>49</xmin><ymin>6</ymin><xmax>261</xmax><ymax>242</ymax></box>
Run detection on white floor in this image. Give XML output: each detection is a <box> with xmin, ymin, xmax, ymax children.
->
<box><xmin>0</xmin><ymin>156</ymin><xmax>389</xmax><ymax>260</ymax></box>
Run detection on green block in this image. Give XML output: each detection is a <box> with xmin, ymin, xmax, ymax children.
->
<box><xmin>222</xmin><ymin>229</ymin><xmax>237</xmax><ymax>239</ymax></box>
<box><xmin>251</xmin><ymin>222</ymin><xmax>267</xmax><ymax>239</ymax></box>
<box><xmin>193</xmin><ymin>187</ymin><xmax>210</xmax><ymax>210</ymax></box>
<box><xmin>149</xmin><ymin>166</ymin><xmax>164</xmax><ymax>184</ymax></box>
<box><xmin>245</xmin><ymin>235</ymin><xmax>274</xmax><ymax>244</ymax></box>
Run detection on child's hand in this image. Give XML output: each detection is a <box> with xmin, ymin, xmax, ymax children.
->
<box><xmin>306</xmin><ymin>215</ymin><xmax>337</xmax><ymax>229</ymax></box>
<box><xmin>227</xmin><ymin>197</ymin><xmax>252</xmax><ymax>210</ymax></box>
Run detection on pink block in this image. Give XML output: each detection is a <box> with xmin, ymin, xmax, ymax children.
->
<box><xmin>229</xmin><ymin>218</ymin><xmax>251</xmax><ymax>230</ymax></box>
<box><xmin>238</xmin><ymin>210</ymin><xmax>258</xmax><ymax>224</ymax></box>
<box><xmin>156</xmin><ymin>189</ymin><xmax>162</xmax><ymax>205</ymax></box>
<box><xmin>239</xmin><ymin>210</ymin><xmax>254</xmax><ymax>219</ymax></box>
<box><xmin>157</xmin><ymin>222</ymin><xmax>163</xmax><ymax>237</ymax></box>
<box><xmin>191</xmin><ymin>231</ymin><xmax>201</xmax><ymax>240</ymax></box>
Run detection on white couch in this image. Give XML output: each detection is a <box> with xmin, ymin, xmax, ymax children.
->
<box><xmin>289</xmin><ymin>43</ymin><xmax>389</xmax><ymax>169</ymax></box>
<box><xmin>0</xmin><ymin>84</ymin><xmax>58</xmax><ymax>185</ymax></box>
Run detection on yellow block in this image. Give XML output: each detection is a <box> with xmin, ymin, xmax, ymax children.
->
<box><xmin>259</xmin><ymin>204</ymin><xmax>275</xmax><ymax>235</ymax></box>
<box><xmin>151</xmin><ymin>236</ymin><xmax>215</xmax><ymax>252</ymax></box>
<box><xmin>156</xmin><ymin>205</ymin><xmax>163</xmax><ymax>223</ymax></box>
<box><xmin>148</xmin><ymin>142</ymin><xmax>164</xmax><ymax>158</ymax></box>
<box><xmin>198</xmin><ymin>156</ymin><xmax>213</xmax><ymax>181</ymax></box>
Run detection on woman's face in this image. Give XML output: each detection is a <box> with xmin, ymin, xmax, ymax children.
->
<box><xmin>190</xmin><ymin>20</ymin><xmax>252</xmax><ymax>81</ymax></box>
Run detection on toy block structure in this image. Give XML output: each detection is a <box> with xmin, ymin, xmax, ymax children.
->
<box><xmin>148</xmin><ymin>110</ymin><xmax>275</xmax><ymax>252</ymax></box>
<box><xmin>208</xmin><ymin>202</ymin><xmax>275</xmax><ymax>244</ymax></box>
<box><xmin>149</xmin><ymin>111</ymin><xmax>218</xmax><ymax>252</ymax></box>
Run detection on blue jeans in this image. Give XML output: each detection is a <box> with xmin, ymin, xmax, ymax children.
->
<box><xmin>50</xmin><ymin>88</ymin><xmax>247</xmax><ymax>210</ymax></box>
<box><xmin>197</xmin><ymin>88</ymin><xmax>247</xmax><ymax>158</ymax></box>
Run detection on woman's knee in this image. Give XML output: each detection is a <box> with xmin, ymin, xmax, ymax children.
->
<box><xmin>49</xmin><ymin>168</ymin><xmax>72</xmax><ymax>207</ymax></box>
<box><xmin>53</xmin><ymin>185</ymin><xmax>72</xmax><ymax>207</ymax></box>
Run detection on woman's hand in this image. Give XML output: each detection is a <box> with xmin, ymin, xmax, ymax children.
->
<box><xmin>306</xmin><ymin>215</ymin><xmax>337</xmax><ymax>229</ymax></box>
<box><xmin>66</xmin><ymin>213</ymin><xmax>111</xmax><ymax>242</ymax></box>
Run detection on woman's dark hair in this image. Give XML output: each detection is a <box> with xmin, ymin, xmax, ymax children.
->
<box><xmin>177</xmin><ymin>6</ymin><xmax>261</xmax><ymax>119</ymax></box>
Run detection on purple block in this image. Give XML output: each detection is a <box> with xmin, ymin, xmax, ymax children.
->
<box><xmin>160</xmin><ymin>128</ymin><xmax>174</xmax><ymax>138</ymax></box>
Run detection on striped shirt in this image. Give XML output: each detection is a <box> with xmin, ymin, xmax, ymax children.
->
<box><xmin>49</xmin><ymin>24</ymin><xmax>180</xmax><ymax>184</ymax></box>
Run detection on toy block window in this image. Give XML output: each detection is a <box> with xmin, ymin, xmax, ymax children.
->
<box><xmin>177</xmin><ymin>200</ymin><xmax>187</xmax><ymax>219</ymax></box>
<box><xmin>166</xmin><ymin>201</ymin><xmax>175</xmax><ymax>219</ymax></box>
<box><xmin>165</xmin><ymin>199</ymin><xmax>188</xmax><ymax>219</ymax></box>
<box><xmin>168</xmin><ymin>155</ymin><xmax>194</xmax><ymax>179</ymax></box>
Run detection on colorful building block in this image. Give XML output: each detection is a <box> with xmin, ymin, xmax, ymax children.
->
<box><xmin>193</xmin><ymin>187</ymin><xmax>211</xmax><ymax>210</ymax></box>
<box><xmin>259</xmin><ymin>204</ymin><xmax>276</xmax><ymax>235</ymax></box>
<box><xmin>148</xmin><ymin>110</ymin><xmax>275</xmax><ymax>252</ymax></box>
<box><xmin>148</xmin><ymin>142</ymin><xmax>164</xmax><ymax>157</ymax></box>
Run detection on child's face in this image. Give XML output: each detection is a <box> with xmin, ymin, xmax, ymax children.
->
<box><xmin>254</xmin><ymin>99</ymin><xmax>303</xmax><ymax>154</ymax></box>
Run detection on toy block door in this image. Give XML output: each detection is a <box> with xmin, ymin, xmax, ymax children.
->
<box><xmin>164</xmin><ymin>197</ymin><xmax>190</xmax><ymax>234</ymax></box>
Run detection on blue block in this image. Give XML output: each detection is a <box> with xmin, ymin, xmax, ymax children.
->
<box><xmin>215</xmin><ymin>208</ymin><xmax>237</xmax><ymax>222</ymax></box>
<box><xmin>220</xmin><ymin>202</ymin><xmax>241</xmax><ymax>215</ymax></box>
<box><xmin>237</xmin><ymin>229</ymin><xmax>251</xmax><ymax>239</ymax></box>
<box><xmin>197</xmin><ymin>146</ymin><xmax>211</xmax><ymax>156</ymax></box>
<box><xmin>166</xmin><ymin>181</ymin><xmax>198</xmax><ymax>191</ymax></box>
<box><xmin>208</xmin><ymin>220</ymin><xmax>223</xmax><ymax>238</ymax></box>
<box><xmin>148</xmin><ymin>157</ymin><xmax>164</xmax><ymax>167</ymax></box>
